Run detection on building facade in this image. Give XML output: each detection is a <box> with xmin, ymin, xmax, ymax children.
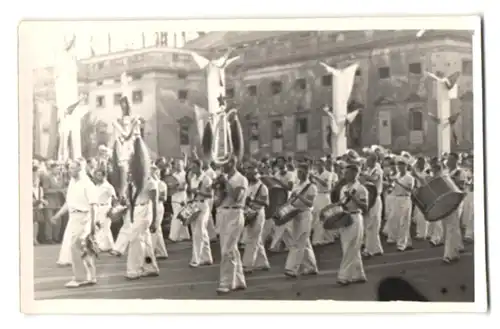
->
<box><xmin>33</xmin><ymin>30</ymin><xmax>474</xmax><ymax>160</ymax></box>
<box><xmin>185</xmin><ymin>30</ymin><xmax>474</xmax><ymax>158</ymax></box>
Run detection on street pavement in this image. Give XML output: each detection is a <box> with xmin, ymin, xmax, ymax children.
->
<box><xmin>33</xmin><ymin>238</ymin><xmax>475</xmax><ymax>301</ymax></box>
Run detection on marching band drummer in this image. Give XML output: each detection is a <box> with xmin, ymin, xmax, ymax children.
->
<box><xmin>411</xmin><ymin>157</ymin><xmax>430</xmax><ymax>240</ymax></box>
<box><xmin>360</xmin><ymin>152</ymin><xmax>384</xmax><ymax>258</ymax></box>
<box><xmin>269</xmin><ymin>156</ymin><xmax>295</xmax><ymax>253</ymax></box>
<box><xmin>49</xmin><ymin>159</ymin><xmax>98</xmax><ymax>288</ymax></box>
<box><xmin>311</xmin><ymin>158</ymin><xmax>336</xmax><ymax>247</ymax></box>
<box><xmin>336</xmin><ymin>164</ymin><xmax>368</xmax><ymax>286</ymax></box>
<box><xmin>151</xmin><ymin>163</ymin><xmax>168</xmax><ymax>260</ymax></box>
<box><xmin>242</xmin><ymin>162</ymin><xmax>271</xmax><ymax>273</ymax></box>
<box><xmin>443</xmin><ymin>152</ymin><xmax>466</xmax><ymax>263</ymax></box>
<box><xmin>187</xmin><ymin>159</ymin><xmax>214</xmax><ymax>267</ymax></box>
<box><xmin>216</xmin><ymin>156</ymin><xmax>248</xmax><ymax>294</ymax></box>
<box><xmin>93</xmin><ymin>168</ymin><xmax>117</xmax><ymax>253</ymax></box>
<box><xmin>427</xmin><ymin>159</ymin><xmax>445</xmax><ymax>247</ymax></box>
<box><xmin>393</xmin><ymin>156</ymin><xmax>415</xmax><ymax>252</ymax></box>
<box><xmin>284</xmin><ymin>162</ymin><xmax>319</xmax><ymax>278</ymax></box>
<box><xmin>168</xmin><ymin>159</ymin><xmax>190</xmax><ymax>242</ymax></box>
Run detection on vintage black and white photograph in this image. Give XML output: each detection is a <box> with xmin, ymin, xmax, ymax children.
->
<box><xmin>19</xmin><ymin>17</ymin><xmax>486</xmax><ymax>312</ymax></box>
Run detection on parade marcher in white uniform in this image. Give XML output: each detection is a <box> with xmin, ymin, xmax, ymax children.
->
<box><xmin>269</xmin><ymin>157</ymin><xmax>295</xmax><ymax>252</ymax></box>
<box><xmin>151</xmin><ymin>163</ymin><xmax>168</xmax><ymax>260</ymax></box>
<box><xmin>93</xmin><ymin>168</ymin><xmax>116</xmax><ymax>252</ymax></box>
<box><xmin>427</xmin><ymin>160</ymin><xmax>445</xmax><ymax>246</ymax></box>
<box><xmin>462</xmin><ymin>159</ymin><xmax>474</xmax><ymax>243</ymax></box>
<box><xmin>242</xmin><ymin>163</ymin><xmax>271</xmax><ymax>273</ymax></box>
<box><xmin>381</xmin><ymin>158</ymin><xmax>398</xmax><ymax>242</ymax></box>
<box><xmin>216</xmin><ymin>156</ymin><xmax>248</xmax><ymax>294</ymax></box>
<box><xmin>202</xmin><ymin>159</ymin><xmax>218</xmax><ymax>241</ymax></box>
<box><xmin>187</xmin><ymin>159</ymin><xmax>214</xmax><ymax>267</ymax></box>
<box><xmin>443</xmin><ymin>152</ymin><xmax>466</xmax><ymax>264</ymax></box>
<box><xmin>50</xmin><ymin>159</ymin><xmax>98</xmax><ymax>288</ymax></box>
<box><xmin>168</xmin><ymin>159</ymin><xmax>190</xmax><ymax>242</ymax></box>
<box><xmin>336</xmin><ymin>164</ymin><xmax>368</xmax><ymax>286</ymax></box>
<box><xmin>411</xmin><ymin>157</ymin><xmax>430</xmax><ymax>240</ymax></box>
<box><xmin>360</xmin><ymin>153</ymin><xmax>384</xmax><ymax>257</ymax></box>
<box><xmin>284</xmin><ymin>162</ymin><xmax>319</xmax><ymax>278</ymax></box>
<box><xmin>125</xmin><ymin>174</ymin><xmax>160</xmax><ymax>280</ymax></box>
<box><xmin>311</xmin><ymin>159</ymin><xmax>336</xmax><ymax>246</ymax></box>
<box><xmin>393</xmin><ymin>157</ymin><xmax>415</xmax><ymax>252</ymax></box>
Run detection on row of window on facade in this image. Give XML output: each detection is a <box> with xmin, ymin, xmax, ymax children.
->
<box><xmin>223</xmin><ymin>60</ymin><xmax>473</xmax><ymax>99</ymax></box>
<box><xmin>178</xmin><ymin>109</ymin><xmax>425</xmax><ymax>150</ymax></box>
<box><xmin>95</xmin><ymin>90</ymin><xmax>144</xmax><ymax>108</ymax></box>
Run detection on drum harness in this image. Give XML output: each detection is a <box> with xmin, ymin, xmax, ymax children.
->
<box><xmin>274</xmin><ymin>182</ymin><xmax>312</xmax><ymax>220</ymax></box>
<box><xmin>244</xmin><ymin>181</ymin><xmax>265</xmax><ymax>226</ymax></box>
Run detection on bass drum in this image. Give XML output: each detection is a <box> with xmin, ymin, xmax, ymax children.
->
<box><xmin>266</xmin><ymin>187</ymin><xmax>288</xmax><ymax>219</ymax></box>
<box><xmin>412</xmin><ymin>175</ymin><xmax>466</xmax><ymax>222</ymax></box>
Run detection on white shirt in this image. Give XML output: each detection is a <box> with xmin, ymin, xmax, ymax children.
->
<box><xmin>393</xmin><ymin>172</ymin><xmax>415</xmax><ymax>197</ymax></box>
<box><xmin>190</xmin><ymin>172</ymin><xmax>213</xmax><ymax>203</ymax></box>
<box><xmin>204</xmin><ymin>167</ymin><xmax>217</xmax><ymax>181</ymax></box>
<box><xmin>220</xmin><ymin>171</ymin><xmax>248</xmax><ymax>208</ymax></box>
<box><xmin>66</xmin><ymin>176</ymin><xmax>97</xmax><ymax>212</ymax></box>
<box><xmin>291</xmin><ymin>180</ymin><xmax>317</xmax><ymax>211</ymax></box>
<box><xmin>316</xmin><ymin>170</ymin><xmax>334</xmax><ymax>194</ymax></box>
<box><xmin>94</xmin><ymin>180</ymin><xmax>116</xmax><ymax>206</ymax></box>
<box><xmin>171</xmin><ymin>170</ymin><xmax>187</xmax><ymax>203</ymax></box>
<box><xmin>340</xmin><ymin>181</ymin><xmax>368</xmax><ymax>213</ymax></box>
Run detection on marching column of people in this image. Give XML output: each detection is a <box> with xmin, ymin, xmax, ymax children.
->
<box><xmin>33</xmin><ymin>145</ymin><xmax>474</xmax><ymax>293</ymax></box>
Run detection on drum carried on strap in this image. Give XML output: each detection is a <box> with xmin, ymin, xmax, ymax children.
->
<box><xmin>177</xmin><ymin>202</ymin><xmax>202</xmax><ymax>227</ymax></box>
<box><xmin>412</xmin><ymin>175</ymin><xmax>466</xmax><ymax>222</ymax></box>
<box><xmin>244</xmin><ymin>206</ymin><xmax>259</xmax><ymax>226</ymax></box>
<box><xmin>261</xmin><ymin>176</ymin><xmax>288</xmax><ymax>219</ymax></box>
<box><xmin>273</xmin><ymin>203</ymin><xmax>303</xmax><ymax>226</ymax></box>
<box><xmin>320</xmin><ymin>204</ymin><xmax>353</xmax><ymax>230</ymax></box>
<box><xmin>273</xmin><ymin>182</ymin><xmax>312</xmax><ymax>226</ymax></box>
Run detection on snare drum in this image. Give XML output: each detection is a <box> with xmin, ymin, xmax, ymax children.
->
<box><xmin>412</xmin><ymin>175</ymin><xmax>466</xmax><ymax>222</ymax></box>
<box><xmin>320</xmin><ymin>204</ymin><xmax>353</xmax><ymax>230</ymax></box>
<box><xmin>244</xmin><ymin>207</ymin><xmax>259</xmax><ymax>226</ymax></box>
<box><xmin>273</xmin><ymin>203</ymin><xmax>302</xmax><ymax>226</ymax></box>
<box><xmin>177</xmin><ymin>202</ymin><xmax>202</xmax><ymax>226</ymax></box>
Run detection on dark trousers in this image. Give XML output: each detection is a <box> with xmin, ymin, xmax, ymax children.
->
<box><xmin>42</xmin><ymin>208</ymin><xmax>62</xmax><ymax>243</ymax></box>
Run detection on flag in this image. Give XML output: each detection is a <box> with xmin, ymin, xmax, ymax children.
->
<box><xmin>65</xmin><ymin>98</ymin><xmax>82</xmax><ymax>116</ymax></box>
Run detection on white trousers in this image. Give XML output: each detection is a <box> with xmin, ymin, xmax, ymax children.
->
<box><xmin>312</xmin><ymin>193</ymin><xmax>336</xmax><ymax>245</ymax></box>
<box><xmin>242</xmin><ymin>208</ymin><xmax>270</xmax><ymax>270</ymax></box>
<box><xmin>461</xmin><ymin>191</ymin><xmax>474</xmax><ymax>240</ymax></box>
<box><xmin>168</xmin><ymin>202</ymin><xmax>191</xmax><ymax>242</ymax></box>
<box><xmin>395</xmin><ymin>196</ymin><xmax>413</xmax><ymax>250</ymax></box>
<box><xmin>338</xmin><ymin>213</ymin><xmax>366</xmax><ymax>282</ymax></box>
<box><xmin>285</xmin><ymin>210</ymin><xmax>318</xmax><ymax>275</ymax></box>
<box><xmin>443</xmin><ymin>205</ymin><xmax>464</xmax><ymax>260</ymax></box>
<box><xmin>114</xmin><ymin>215</ymin><xmax>132</xmax><ymax>254</ymax></box>
<box><xmin>95</xmin><ymin>206</ymin><xmax>114</xmax><ymax>252</ymax></box>
<box><xmin>363</xmin><ymin>196</ymin><xmax>384</xmax><ymax>255</ymax></box>
<box><xmin>151</xmin><ymin>203</ymin><xmax>168</xmax><ymax>258</ymax></box>
<box><xmin>217</xmin><ymin>208</ymin><xmax>246</xmax><ymax>290</ymax></box>
<box><xmin>68</xmin><ymin>212</ymin><xmax>96</xmax><ymax>282</ymax></box>
<box><xmin>190</xmin><ymin>202</ymin><xmax>213</xmax><ymax>265</ymax></box>
<box><xmin>126</xmin><ymin>204</ymin><xmax>159</xmax><ymax>277</ymax></box>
